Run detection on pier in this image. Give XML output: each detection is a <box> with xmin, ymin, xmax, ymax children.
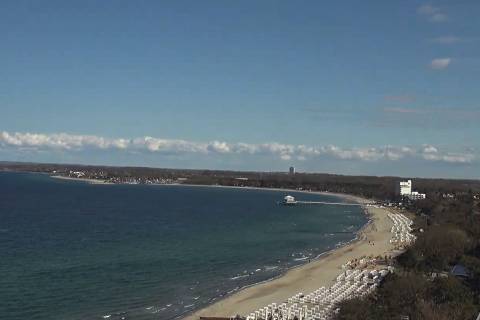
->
<box><xmin>294</xmin><ymin>200</ymin><xmax>361</xmax><ymax>206</ymax></box>
<box><xmin>282</xmin><ymin>195</ymin><xmax>361</xmax><ymax>206</ymax></box>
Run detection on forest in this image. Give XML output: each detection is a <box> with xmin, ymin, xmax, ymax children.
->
<box><xmin>335</xmin><ymin>193</ymin><xmax>480</xmax><ymax>320</ymax></box>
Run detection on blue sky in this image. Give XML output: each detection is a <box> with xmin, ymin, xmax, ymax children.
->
<box><xmin>1</xmin><ymin>1</ymin><xmax>479</xmax><ymax>178</ymax></box>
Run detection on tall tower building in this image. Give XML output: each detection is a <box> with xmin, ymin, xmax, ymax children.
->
<box><xmin>399</xmin><ymin>180</ymin><xmax>412</xmax><ymax>195</ymax></box>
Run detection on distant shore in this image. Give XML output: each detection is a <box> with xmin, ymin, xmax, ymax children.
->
<box><xmin>160</xmin><ymin>183</ymin><xmax>367</xmax><ymax>203</ymax></box>
<box><xmin>47</xmin><ymin>175</ymin><xmax>368</xmax><ymax>205</ymax></box>
<box><xmin>49</xmin><ymin>175</ymin><xmax>369</xmax><ymax>207</ymax></box>
<box><xmin>182</xmin><ymin>195</ymin><xmax>395</xmax><ymax>320</ymax></box>
<box><xmin>51</xmin><ymin>175</ymin><xmax>114</xmax><ymax>184</ymax></box>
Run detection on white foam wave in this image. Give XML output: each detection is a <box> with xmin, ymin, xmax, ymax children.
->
<box><xmin>264</xmin><ymin>266</ymin><xmax>279</xmax><ymax>271</ymax></box>
<box><xmin>294</xmin><ymin>256</ymin><xmax>309</xmax><ymax>261</ymax></box>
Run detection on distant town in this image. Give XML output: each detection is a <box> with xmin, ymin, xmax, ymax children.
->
<box><xmin>1</xmin><ymin>161</ymin><xmax>479</xmax><ymax>208</ymax></box>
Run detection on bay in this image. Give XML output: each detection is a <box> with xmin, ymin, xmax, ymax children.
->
<box><xmin>0</xmin><ymin>172</ymin><xmax>367</xmax><ymax>320</ymax></box>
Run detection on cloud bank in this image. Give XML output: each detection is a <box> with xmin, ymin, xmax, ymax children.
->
<box><xmin>417</xmin><ymin>4</ymin><xmax>448</xmax><ymax>22</ymax></box>
<box><xmin>0</xmin><ymin>131</ymin><xmax>475</xmax><ymax>165</ymax></box>
<box><xmin>430</xmin><ymin>58</ymin><xmax>451</xmax><ymax>70</ymax></box>
<box><xmin>430</xmin><ymin>35</ymin><xmax>461</xmax><ymax>45</ymax></box>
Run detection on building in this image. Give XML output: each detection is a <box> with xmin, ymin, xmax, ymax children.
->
<box><xmin>407</xmin><ymin>191</ymin><xmax>426</xmax><ymax>200</ymax></box>
<box><xmin>283</xmin><ymin>195</ymin><xmax>297</xmax><ymax>205</ymax></box>
<box><xmin>399</xmin><ymin>180</ymin><xmax>412</xmax><ymax>196</ymax></box>
<box><xmin>289</xmin><ymin>166</ymin><xmax>295</xmax><ymax>175</ymax></box>
<box><xmin>398</xmin><ymin>180</ymin><xmax>426</xmax><ymax>200</ymax></box>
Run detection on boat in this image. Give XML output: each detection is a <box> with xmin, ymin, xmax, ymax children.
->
<box><xmin>283</xmin><ymin>195</ymin><xmax>297</xmax><ymax>205</ymax></box>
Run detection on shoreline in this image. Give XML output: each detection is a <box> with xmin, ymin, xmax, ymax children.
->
<box><xmin>47</xmin><ymin>175</ymin><xmax>368</xmax><ymax>205</ymax></box>
<box><xmin>47</xmin><ymin>174</ymin><xmax>390</xmax><ymax>320</ymax></box>
<box><xmin>182</xmin><ymin>196</ymin><xmax>394</xmax><ymax>320</ymax></box>
<box><xmin>162</xmin><ymin>183</ymin><xmax>369</xmax><ymax>205</ymax></box>
<box><xmin>50</xmin><ymin>175</ymin><xmax>114</xmax><ymax>184</ymax></box>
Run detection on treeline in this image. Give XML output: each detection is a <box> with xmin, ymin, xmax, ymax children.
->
<box><xmin>335</xmin><ymin>194</ymin><xmax>480</xmax><ymax>320</ymax></box>
<box><xmin>1</xmin><ymin>161</ymin><xmax>479</xmax><ymax>201</ymax></box>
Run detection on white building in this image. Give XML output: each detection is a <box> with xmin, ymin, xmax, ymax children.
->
<box><xmin>283</xmin><ymin>195</ymin><xmax>296</xmax><ymax>205</ymax></box>
<box><xmin>399</xmin><ymin>180</ymin><xmax>426</xmax><ymax>200</ymax></box>
<box><xmin>407</xmin><ymin>191</ymin><xmax>426</xmax><ymax>200</ymax></box>
<box><xmin>399</xmin><ymin>180</ymin><xmax>412</xmax><ymax>196</ymax></box>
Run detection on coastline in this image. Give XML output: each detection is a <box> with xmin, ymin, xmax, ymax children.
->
<box><xmin>167</xmin><ymin>183</ymin><xmax>368</xmax><ymax>205</ymax></box>
<box><xmin>46</xmin><ymin>175</ymin><xmax>367</xmax><ymax>205</ymax></box>
<box><xmin>46</xmin><ymin>174</ymin><xmax>392</xmax><ymax>320</ymax></box>
<box><xmin>50</xmin><ymin>175</ymin><xmax>114</xmax><ymax>184</ymax></box>
<box><xmin>182</xmin><ymin>196</ymin><xmax>394</xmax><ymax>320</ymax></box>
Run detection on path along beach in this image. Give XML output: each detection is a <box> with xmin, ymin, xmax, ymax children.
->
<box><xmin>184</xmin><ymin>195</ymin><xmax>398</xmax><ymax>320</ymax></box>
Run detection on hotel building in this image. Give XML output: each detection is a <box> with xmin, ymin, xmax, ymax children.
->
<box><xmin>398</xmin><ymin>180</ymin><xmax>426</xmax><ymax>200</ymax></box>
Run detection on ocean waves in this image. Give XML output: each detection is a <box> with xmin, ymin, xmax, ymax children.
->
<box><xmin>0</xmin><ymin>173</ymin><xmax>367</xmax><ymax>320</ymax></box>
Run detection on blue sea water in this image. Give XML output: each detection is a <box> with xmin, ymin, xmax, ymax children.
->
<box><xmin>0</xmin><ymin>172</ymin><xmax>367</xmax><ymax>320</ymax></box>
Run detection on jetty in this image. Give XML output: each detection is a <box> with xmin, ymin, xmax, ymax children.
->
<box><xmin>282</xmin><ymin>195</ymin><xmax>361</xmax><ymax>206</ymax></box>
<box><xmin>295</xmin><ymin>200</ymin><xmax>361</xmax><ymax>206</ymax></box>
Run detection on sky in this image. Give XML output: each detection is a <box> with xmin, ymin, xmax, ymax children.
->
<box><xmin>1</xmin><ymin>1</ymin><xmax>479</xmax><ymax>179</ymax></box>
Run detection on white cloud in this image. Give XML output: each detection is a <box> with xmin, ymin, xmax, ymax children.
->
<box><xmin>319</xmin><ymin>145</ymin><xmax>384</xmax><ymax>161</ymax></box>
<box><xmin>132</xmin><ymin>136</ymin><xmax>207</xmax><ymax>153</ymax></box>
<box><xmin>430</xmin><ymin>58</ymin><xmax>451</xmax><ymax>70</ymax></box>
<box><xmin>417</xmin><ymin>4</ymin><xmax>448</xmax><ymax>22</ymax></box>
<box><xmin>0</xmin><ymin>131</ymin><xmax>476</xmax><ymax>165</ymax></box>
<box><xmin>430</xmin><ymin>35</ymin><xmax>461</xmax><ymax>44</ymax></box>
<box><xmin>429</xmin><ymin>13</ymin><xmax>448</xmax><ymax>22</ymax></box>
<box><xmin>417</xmin><ymin>4</ymin><xmax>438</xmax><ymax>15</ymax></box>
<box><xmin>442</xmin><ymin>154</ymin><xmax>475</xmax><ymax>164</ymax></box>
<box><xmin>384</xmin><ymin>146</ymin><xmax>414</xmax><ymax>161</ymax></box>
<box><xmin>207</xmin><ymin>141</ymin><xmax>231</xmax><ymax>154</ymax></box>
<box><xmin>418</xmin><ymin>144</ymin><xmax>474</xmax><ymax>164</ymax></box>
<box><xmin>0</xmin><ymin>131</ymin><xmax>129</xmax><ymax>150</ymax></box>
<box><xmin>422</xmin><ymin>152</ymin><xmax>474</xmax><ymax>164</ymax></box>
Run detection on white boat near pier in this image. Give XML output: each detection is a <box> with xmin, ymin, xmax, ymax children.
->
<box><xmin>283</xmin><ymin>195</ymin><xmax>297</xmax><ymax>205</ymax></box>
<box><xmin>281</xmin><ymin>195</ymin><xmax>361</xmax><ymax>206</ymax></box>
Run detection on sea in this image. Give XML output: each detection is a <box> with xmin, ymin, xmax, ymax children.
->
<box><xmin>0</xmin><ymin>172</ymin><xmax>368</xmax><ymax>320</ymax></box>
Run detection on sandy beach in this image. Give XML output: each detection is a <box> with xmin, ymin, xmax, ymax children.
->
<box><xmin>46</xmin><ymin>177</ymin><xmax>397</xmax><ymax>318</ymax></box>
<box><xmin>184</xmin><ymin>199</ymin><xmax>395</xmax><ymax>320</ymax></box>
<box><xmin>44</xmin><ymin>177</ymin><xmax>398</xmax><ymax>319</ymax></box>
